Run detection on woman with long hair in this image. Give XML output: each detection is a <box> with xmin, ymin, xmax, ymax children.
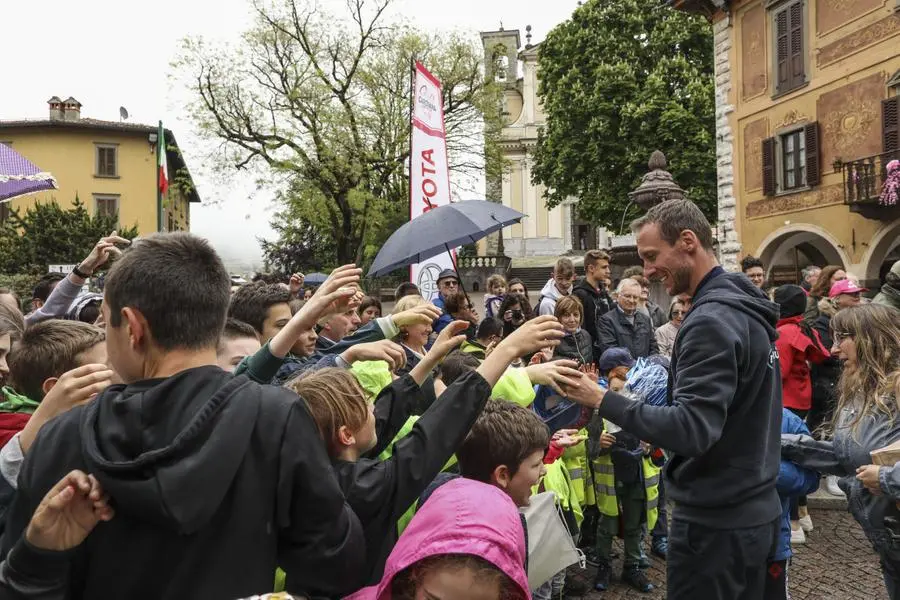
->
<box><xmin>498</xmin><ymin>293</ymin><xmax>533</xmax><ymax>339</ymax></box>
<box><xmin>782</xmin><ymin>304</ymin><xmax>900</xmax><ymax>598</ymax></box>
<box><xmin>804</xmin><ymin>265</ymin><xmax>847</xmax><ymax>320</ymax></box>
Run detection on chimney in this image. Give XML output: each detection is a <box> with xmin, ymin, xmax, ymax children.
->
<box><xmin>48</xmin><ymin>96</ymin><xmax>63</xmax><ymax>120</ymax></box>
<box><xmin>62</xmin><ymin>97</ymin><xmax>82</xmax><ymax>121</ymax></box>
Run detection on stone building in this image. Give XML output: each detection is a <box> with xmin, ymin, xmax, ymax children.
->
<box><xmin>672</xmin><ymin>0</ymin><xmax>900</xmax><ymax>288</ymax></box>
<box><xmin>479</xmin><ymin>26</ymin><xmax>599</xmax><ymax>259</ymax></box>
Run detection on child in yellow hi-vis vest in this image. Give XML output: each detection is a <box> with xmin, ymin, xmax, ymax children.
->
<box><xmin>587</xmin><ymin>365</ymin><xmax>663</xmax><ymax>594</ymax></box>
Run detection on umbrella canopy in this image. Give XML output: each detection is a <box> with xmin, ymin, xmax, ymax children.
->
<box><xmin>0</xmin><ymin>143</ymin><xmax>58</xmax><ymax>203</ymax></box>
<box><xmin>368</xmin><ymin>200</ymin><xmax>525</xmax><ymax>277</ymax></box>
<box><xmin>303</xmin><ymin>272</ymin><xmax>329</xmax><ymax>285</ymax></box>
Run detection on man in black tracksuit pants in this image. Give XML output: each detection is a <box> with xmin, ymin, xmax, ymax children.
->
<box><xmin>570</xmin><ymin>200</ymin><xmax>782</xmax><ymax>600</ymax></box>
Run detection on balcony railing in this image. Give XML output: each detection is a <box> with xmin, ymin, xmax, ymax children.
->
<box><xmin>841</xmin><ymin>149</ymin><xmax>900</xmax><ymax>205</ymax></box>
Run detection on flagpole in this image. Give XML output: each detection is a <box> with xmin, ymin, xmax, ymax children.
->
<box><xmin>407</xmin><ymin>57</ymin><xmax>415</xmax><ymax>286</ymax></box>
<box><xmin>157</xmin><ymin>120</ymin><xmax>164</xmax><ymax>232</ymax></box>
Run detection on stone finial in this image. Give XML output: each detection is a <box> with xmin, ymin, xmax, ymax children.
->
<box><xmin>628</xmin><ymin>150</ymin><xmax>685</xmax><ymax>210</ymax></box>
<box><xmin>525</xmin><ymin>25</ymin><xmax>533</xmax><ymax>48</ymax></box>
<box><xmin>648</xmin><ymin>150</ymin><xmax>667</xmax><ymax>171</ymax></box>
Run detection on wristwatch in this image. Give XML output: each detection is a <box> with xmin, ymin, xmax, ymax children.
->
<box><xmin>72</xmin><ymin>265</ymin><xmax>92</xmax><ymax>279</ymax></box>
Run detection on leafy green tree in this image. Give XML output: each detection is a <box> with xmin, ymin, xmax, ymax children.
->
<box><xmin>531</xmin><ymin>0</ymin><xmax>716</xmax><ymax>228</ymax></box>
<box><xmin>176</xmin><ymin>0</ymin><xmax>503</xmax><ymax>264</ymax></box>
<box><xmin>0</xmin><ymin>197</ymin><xmax>138</xmax><ymax>275</ymax></box>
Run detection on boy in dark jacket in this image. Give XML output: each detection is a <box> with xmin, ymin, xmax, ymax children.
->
<box><xmin>2</xmin><ymin>234</ymin><xmax>365</xmax><ymax>600</ymax></box>
<box><xmin>554</xmin><ymin>296</ymin><xmax>593</xmax><ymax>366</ymax></box>
<box><xmin>291</xmin><ymin>316</ymin><xmax>567</xmax><ymax>586</ymax></box>
<box><xmin>572</xmin><ymin>250</ymin><xmax>614</xmax><ymax>361</ymax></box>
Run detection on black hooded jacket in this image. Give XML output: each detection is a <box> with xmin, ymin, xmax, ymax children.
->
<box><xmin>598</xmin><ymin>270</ymin><xmax>783</xmax><ymax>529</ymax></box>
<box><xmin>572</xmin><ymin>278</ymin><xmax>614</xmax><ymax>360</ymax></box>
<box><xmin>1</xmin><ymin>366</ymin><xmax>364</xmax><ymax>600</ymax></box>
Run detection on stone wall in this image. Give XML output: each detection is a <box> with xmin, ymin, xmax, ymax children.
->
<box><xmin>714</xmin><ymin>14</ymin><xmax>741</xmax><ymax>272</ymax></box>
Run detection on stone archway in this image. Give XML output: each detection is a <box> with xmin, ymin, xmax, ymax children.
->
<box><xmin>755</xmin><ymin>224</ymin><xmax>850</xmax><ymax>285</ymax></box>
<box><xmin>860</xmin><ymin>220</ymin><xmax>900</xmax><ymax>287</ymax></box>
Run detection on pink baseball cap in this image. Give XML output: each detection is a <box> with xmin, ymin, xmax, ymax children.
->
<box><xmin>828</xmin><ymin>279</ymin><xmax>868</xmax><ymax>298</ymax></box>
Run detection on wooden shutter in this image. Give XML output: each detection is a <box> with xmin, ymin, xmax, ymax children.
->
<box><xmin>762</xmin><ymin>137</ymin><xmax>776</xmax><ymax>196</ymax></box>
<box><xmin>884</xmin><ymin>96</ymin><xmax>900</xmax><ymax>154</ymax></box>
<box><xmin>775</xmin><ymin>9</ymin><xmax>789</xmax><ymax>93</ymax></box>
<box><xmin>789</xmin><ymin>2</ymin><xmax>805</xmax><ymax>89</ymax></box>
<box><xmin>804</xmin><ymin>121</ymin><xmax>820</xmax><ymax>187</ymax></box>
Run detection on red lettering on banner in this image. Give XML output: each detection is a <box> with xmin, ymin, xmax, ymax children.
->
<box><xmin>421</xmin><ymin>149</ymin><xmax>435</xmax><ymax>167</ymax></box>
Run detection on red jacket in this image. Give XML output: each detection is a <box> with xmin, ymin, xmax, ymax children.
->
<box><xmin>0</xmin><ymin>412</ymin><xmax>30</xmax><ymax>447</ymax></box>
<box><xmin>775</xmin><ymin>316</ymin><xmax>830</xmax><ymax>411</ymax></box>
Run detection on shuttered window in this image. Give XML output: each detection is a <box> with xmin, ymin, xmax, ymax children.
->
<box><xmin>95</xmin><ymin>144</ymin><xmax>118</xmax><ymax>177</ymax></box>
<box><xmin>884</xmin><ymin>96</ymin><xmax>899</xmax><ymax>155</ymax></box>
<box><xmin>772</xmin><ymin>0</ymin><xmax>806</xmax><ymax>96</ymax></box>
<box><xmin>761</xmin><ymin>121</ymin><xmax>821</xmax><ymax>195</ymax></box>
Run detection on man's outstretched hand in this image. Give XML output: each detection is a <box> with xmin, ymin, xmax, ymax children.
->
<box><xmin>26</xmin><ymin>470</ymin><xmax>114</xmax><ymax>552</ymax></box>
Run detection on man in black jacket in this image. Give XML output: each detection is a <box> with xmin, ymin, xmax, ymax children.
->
<box><xmin>565</xmin><ymin>199</ymin><xmax>782</xmax><ymax>600</ymax></box>
<box><xmin>2</xmin><ymin>233</ymin><xmax>365</xmax><ymax>600</ymax></box>
<box><xmin>597</xmin><ymin>278</ymin><xmax>659</xmax><ymax>359</ymax></box>
<box><xmin>572</xmin><ymin>249</ymin><xmax>614</xmax><ymax>363</ymax></box>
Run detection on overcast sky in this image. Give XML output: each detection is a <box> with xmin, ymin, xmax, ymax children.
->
<box><xmin>3</xmin><ymin>0</ymin><xmax>579</xmax><ymax>269</ymax></box>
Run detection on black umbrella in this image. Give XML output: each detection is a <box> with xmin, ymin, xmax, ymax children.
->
<box><xmin>367</xmin><ymin>200</ymin><xmax>526</xmax><ymax>278</ymax></box>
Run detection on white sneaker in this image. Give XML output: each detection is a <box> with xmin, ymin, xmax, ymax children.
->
<box><xmin>826</xmin><ymin>476</ymin><xmax>846</xmax><ymax>497</ymax></box>
<box><xmin>798</xmin><ymin>514</ymin><xmax>813</xmax><ymax>532</ymax></box>
<box><xmin>790</xmin><ymin>525</ymin><xmax>807</xmax><ymax>545</ymax></box>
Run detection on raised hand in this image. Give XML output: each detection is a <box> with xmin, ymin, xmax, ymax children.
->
<box><xmin>79</xmin><ymin>231</ymin><xmax>131</xmax><ymax>275</ymax></box>
<box><xmin>496</xmin><ymin>315</ymin><xmax>565</xmax><ymax>359</ymax></box>
<box><xmin>560</xmin><ymin>371</ymin><xmax>606</xmax><ymax>409</ymax></box>
<box><xmin>392</xmin><ymin>304</ymin><xmax>442</xmax><ymax>328</ymax></box>
<box><xmin>25</xmin><ymin>470</ymin><xmax>114</xmax><ymax>552</ymax></box>
<box><xmin>289</xmin><ymin>273</ymin><xmax>305</xmax><ymax>296</ymax></box>
<box><xmin>429</xmin><ymin>320</ymin><xmax>468</xmax><ymax>358</ymax></box>
<box><xmin>303</xmin><ymin>265</ymin><xmax>363</xmax><ymax>320</ymax></box>
<box><xmin>525</xmin><ymin>359</ymin><xmax>584</xmax><ymax>396</ymax></box>
<box><xmin>552</xmin><ymin>429</ymin><xmax>587</xmax><ymax>449</ymax></box>
<box><xmin>342</xmin><ymin>340</ymin><xmax>407</xmax><ymax>371</ymax></box>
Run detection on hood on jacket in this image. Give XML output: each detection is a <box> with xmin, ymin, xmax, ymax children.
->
<box><xmin>817</xmin><ymin>297</ymin><xmax>837</xmax><ymax>318</ymax></box>
<box><xmin>574</xmin><ymin>277</ymin><xmax>603</xmax><ymax>298</ymax></box>
<box><xmin>345</xmin><ymin>478</ymin><xmax>529</xmax><ymax>600</ymax></box>
<box><xmin>692</xmin><ymin>272</ymin><xmax>779</xmax><ymax>343</ymax></box>
<box><xmin>80</xmin><ymin>366</ymin><xmax>261</xmax><ymax>535</ymax></box>
<box><xmin>539</xmin><ymin>278</ymin><xmax>569</xmax><ymax>303</ymax></box>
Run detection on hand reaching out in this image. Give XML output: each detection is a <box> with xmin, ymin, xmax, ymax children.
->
<box><xmin>580</xmin><ymin>363</ymin><xmax>599</xmax><ymax>381</ymax></box>
<box><xmin>552</xmin><ymin>429</ymin><xmax>587</xmax><ymax>449</ymax></box>
<box><xmin>25</xmin><ymin>470</ymin><xmax>114</xmax><ymax>552</ymax></box>
<box><xmin>560</xmin><ymin>371</ymin><xmax>606</xmax><ymax>409</ymax></box>
<box><xmin>79</xmin><ymin>231</ymin><xmax>131</xmax><ymax>275</ymax></box>
<box><xmin>428</xmin><ymin>320</ymin><xmax>468</xmax><ymax>359</ymax></box>
<box><xmin>342</xmin><ymin>340</ymin><xmax>407</xmax><ymax>371</ymax></box>
<box><xmin>599</xmin><ymin>432</ymin><xmax>616</xmax><ymax>449</ymax></box>
<box><xmin>289</xmin><ymin>273</ymin><xmax>305</xmax><ymax>296</ymax></box>
<box><xmin>302</xmin><ymin>265</ymin><xmax>363</xmax><ymax>321</ymax></box>
<box><xmin>392</xmin><ymin>304</ymin><xmax>442</xmax><ymax>328</ymax></box>
<box><xmin>525</xmin><ymin>360</ymin><xmax>584</xmax><ymax>396</ymax></box>
<box><xmin>495</xmin><ymin>316</ymin><xmax>565</xmax><ymax>359</ymax></box>
<box><xmin>857</xmin><ymin>464</ymin><xmax>883</xmax><ymax>495</ymax></box>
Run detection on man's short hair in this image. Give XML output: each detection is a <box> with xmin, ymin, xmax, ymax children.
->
<box><xmin>554</xmin><ymin>295</ymin><xmax>583</xmax><ymax>322</ymax></box>
<box><xmin>621</xmin><ymin>266</ymin><xmax>644</xmax><ymax>280</ymax></box>
<box><xmin>105</xmin><ymin>232</ymin><xmax>231</xmax><ymax>350</ymax></box>
<box><xmin>9</xmin><ymin>320</ymin><xmax>105</xmax><ymax>401</ymax></box>
<box><xmin>32</xmin><ymin>272</ymin><xmax>66</xmax><ymax>302</ymax></box>
<box><xmin>631</xmin><ymin>274</ymin><xmax>650</xmax><ymax>289</ymax></box>
<box><xmin>741</xmin><ymin>255</ymin><xmax>765</xmax><ymax>273</ymax></box>
<box><xmin>395</xmin><ymin>282</ymin><xmax>420</xmax><ymax>300</ymax></box>
<box><xmin>616</xmin><ymin>278</ymin><xmax>641</xmax><ymax>294</ymax></box>
<box><xmin>0</xmin><ymin>303</ymin><xmax>24</xmax><ymax>341</ymax></box>
<box><xmin>476</xmin><ymin>317</ymin><xmax>503</xmax><ymax>341</ymax></box>
<box><xmin>631</xmin><ymin>198</ymin><xmax>714</xmax><ymax>250</ymax></box>
<box><xmin>228</xmin><ymin>282</ymin><xmax>292</xmax><ymax>335</ymax></box>
<box><xmin>584</xmin><ymin>250</ymin><xmax>610</xmax><ymax>270</ymax></box>
<box><xmin>553</xmin><ymin>257</ymin><xmax>575</xmax><ymax>278</ymax></box>
<box><xmin>444</xmin><ymin>291</ymin><xmax>471</xmax><ymax>316</ymax></box>
<box><xmin>457</xmin><ymin>400</ymin><xmax>549</xmax><ymax>483</ymax></box>
<box><xmin>285</xmin><ymin>368</ymin><xmax>368</xmax><ymax>457</ymax></box>
<box><xmin>437</xmin><ymin>350</ymin><xmax>481</xmax><ymax>386</ymax></box>
<box><xmin>801</xmin><ymin>265</ymin><xmax>820</xmax><ymax>279</ymax></box>
<box><xmin>220</xmin><ymin>318</ymin><xmax>259</xmax><ymax>346</ymax></box>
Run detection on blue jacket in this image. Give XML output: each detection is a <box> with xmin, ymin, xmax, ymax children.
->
<box><xmin>775</xmin><ymin>408</ymin><xmax>820</xmax><ymax>561</ymax></box>
<box><xmin>431</xmin><ymin>295</ymin><xmax>452</xmax><ymax>334</ymax></box>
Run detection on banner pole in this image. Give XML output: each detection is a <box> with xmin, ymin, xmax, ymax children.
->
<box><xmin>407</xmin><ymin>57</ymin><xmax>416</xmax><ymax>287</ymax></box>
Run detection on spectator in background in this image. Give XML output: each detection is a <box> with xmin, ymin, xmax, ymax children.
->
<box><xmin>357</xmin><ymin>297</ymin><xmax>382</xmax><ymax>327</ymax></box>
<box><xmin>216</xmin><ymin>319</ymin><xmax>262</xmax><ymax>373</ymax></box>
<box><xmin>498</xmin><ymin>293</ymin><xmax>532</xmax><ymax>339</ymax></box>
<box><xmin>554</xmin><ymin>295</ymin><xmax>593</xmax><ymax>366</ymax></box>
<box><xmin>873</xmin><ymin>259</ymin><xmax>900</xmax><ymax>311</ymax></box>
<box><xmin>394</xmin><ymin>282</ymin><xmax>420</xmax><ymax>300</ymax></box>
<box><xmin>805</xmin><ymin>265</ymin><xmax>847</xmax><ymax>320</ymax></box>
<box><xmin>507</xmin><ymin>278</ymin><xmax>529</xmax><ymax>300</ymax></box>
<box><xmin>229</xmin><ymin>282</ymin><xmax>293</xmax><ymax>345</ymax></box>
<box><xmin>538</xmin><ymin>258</ymin><xmax>576</xmax><ymax>316</ymax></box>
<box><xmin>484</xmin><ymin>274</ymin><xmax>507</xmax><ymax>318</ymax></box>
<box><xmin>801</xmin><ymin>265</ymin><xmax>821</xmax><ymax>293</ymax></box>
<box><xmin>0</xmin><ymin>290</ymin><xmax>20</xmax><ymax>315</ymax></box>
<box><xmin>0</xmin><ymin>304</ymin><xmax>24</xmax><ymax>389</ymax></box>
<box><xmin>573</xmin><ymin>249</ymin><xmax>614</xmax><ymax>361</ymax></box>
<box><xmin>741</xmin><ymin>255</ymin><xmax>766</xmax><ymax>290</ymax></box>
<box><xmin>622</xmin><ymin>266</ymin><xmax>644</xmax><ymax>280</ymax></box>
<box><xmin>632</xmin><ymin>275</ymin><xmax>667</xmax><ymax>328</ymax></box>
<box><xmin>30</xmin><ymin>273</ymin><xmax>65</xmax><ymax>313</ymax></box>
<box><xmin>460</xmin><ymin>317</ymin><xmax>503</xmax><ymax>361</ymax></box>
<box><xmin>65</xmin><ymin>293</ymin><xmax>103</xmax><ymax>324</ymax></box>
<box><xmin>655</xmin><ymin>296</ymin><xmax>689</xmax><ymax>359</ymax></box>
<box><xmin>431</xmin><ymin>270</ymin><xmax>459</xmax><ymax>334</ymax></box>
<box><xmin>444</xmin><ymin>292</ymin><xmax>479</xmax><ymax>341</ymax></box>
<box><xmin>598</xmin><ymin>278</ymin><xmax>659</xmax><ymax>359</ymax></box>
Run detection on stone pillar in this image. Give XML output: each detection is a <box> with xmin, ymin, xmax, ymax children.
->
<box><xmin>713</xmin><ymin>13</ymin><xmax>740</xmax><ymax>272</ymax></box>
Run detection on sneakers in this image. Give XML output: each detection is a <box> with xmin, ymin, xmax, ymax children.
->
<box><xmin>593</xmin><ymin>561</ymin><xmax>611</xmax><ymax>592</ymax></box>
<box><xmin>651</xmin><ymin>535</ymin><xmax>668</xmax><ymax>558</ymax></box>
<box><xmin>826</xmin><ymin>475</ymin><xmax>846</xmax><ymax>497</ymax></box>
<box><xmin>638</xmin><ymin>554</ymin><xmax>651</xmax><ymax>569</ymax></box>
<box><xmin>798</xmin><ymin>514</ymin><xmax>814</xmax><ymax>533</ymax></box>
<box><xmin>622</xmin><ymin>568</ymin><xmax>655</xmax><ymax>593</ymax></box>
<box><xmin>790</xmin><ymin>523</ymin><xmax>807</xmax><ymax>545</ymax></box>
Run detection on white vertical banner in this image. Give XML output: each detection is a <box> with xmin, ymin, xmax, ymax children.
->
<box><xmin>409</xmin><ymin>61</ymin><xmax>456</xmax><ymax>302</ymax></box>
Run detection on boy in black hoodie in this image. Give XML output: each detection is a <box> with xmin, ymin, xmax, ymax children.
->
<box><xmin>563</xmin><ymin>199</ymin><xmax>783</xmax><ymax>600</ymax></box>
<box><xmin>2</xmin><ymin>234</ymin><xmax>366</xmax><ymax>600</ymax></box>
<box><xmin>572</xmin><ymin>249</ymin><xmax>614</xmax><ymax>362</ymax></box>
<box><xmin>291</xmin><ymin>315</ymin><xmax>569</xmax><ymax>587</ymax></box>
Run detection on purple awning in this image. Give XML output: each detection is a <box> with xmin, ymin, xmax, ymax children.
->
<box><xmin>0</xmin><ymin>143</ymin><xmax>58</xmax><ymax>203</ymax></box>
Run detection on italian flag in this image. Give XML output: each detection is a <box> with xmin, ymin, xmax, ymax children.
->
<box><xmin>157</xmin><ymin>121</ymin><xmax>169</xmax><ymax>197</ymax></box>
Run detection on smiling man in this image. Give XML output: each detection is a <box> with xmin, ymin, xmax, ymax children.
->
<box><xmin>566</xmin><ymin>199</ymin><xmax>783</xmax><ymax>600</ymax></box>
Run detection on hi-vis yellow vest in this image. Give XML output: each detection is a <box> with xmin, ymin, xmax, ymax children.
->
<box><xmin>535</xmin><ymin>459</ymin><xmax>584</xmax><ymax>528</ymax></box>
<box><xmin>592</xmin><ymin>454</ymin><xmax>660</xmax><ymax>531</ymax></box>
<box><xmin>561</xmin><ymin>433</ymin><xmax>595</xmax><ymax>507</ymax></box>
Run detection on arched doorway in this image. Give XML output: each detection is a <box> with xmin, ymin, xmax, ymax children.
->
<box><xmin>861</xmin><ymin>220</ymin><xmax>900</xmax><ymax>289</ymax></box>
<box><xmin>756</xmin><ymin>225</ymin><xmax>849</xmax><ymax>286</ymax></box>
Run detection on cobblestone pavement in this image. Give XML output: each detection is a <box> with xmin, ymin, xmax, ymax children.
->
<box><xmin>561</xmin><ymin>508</ymin><xmax>887</xmax><ymax>599</ymax></box>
